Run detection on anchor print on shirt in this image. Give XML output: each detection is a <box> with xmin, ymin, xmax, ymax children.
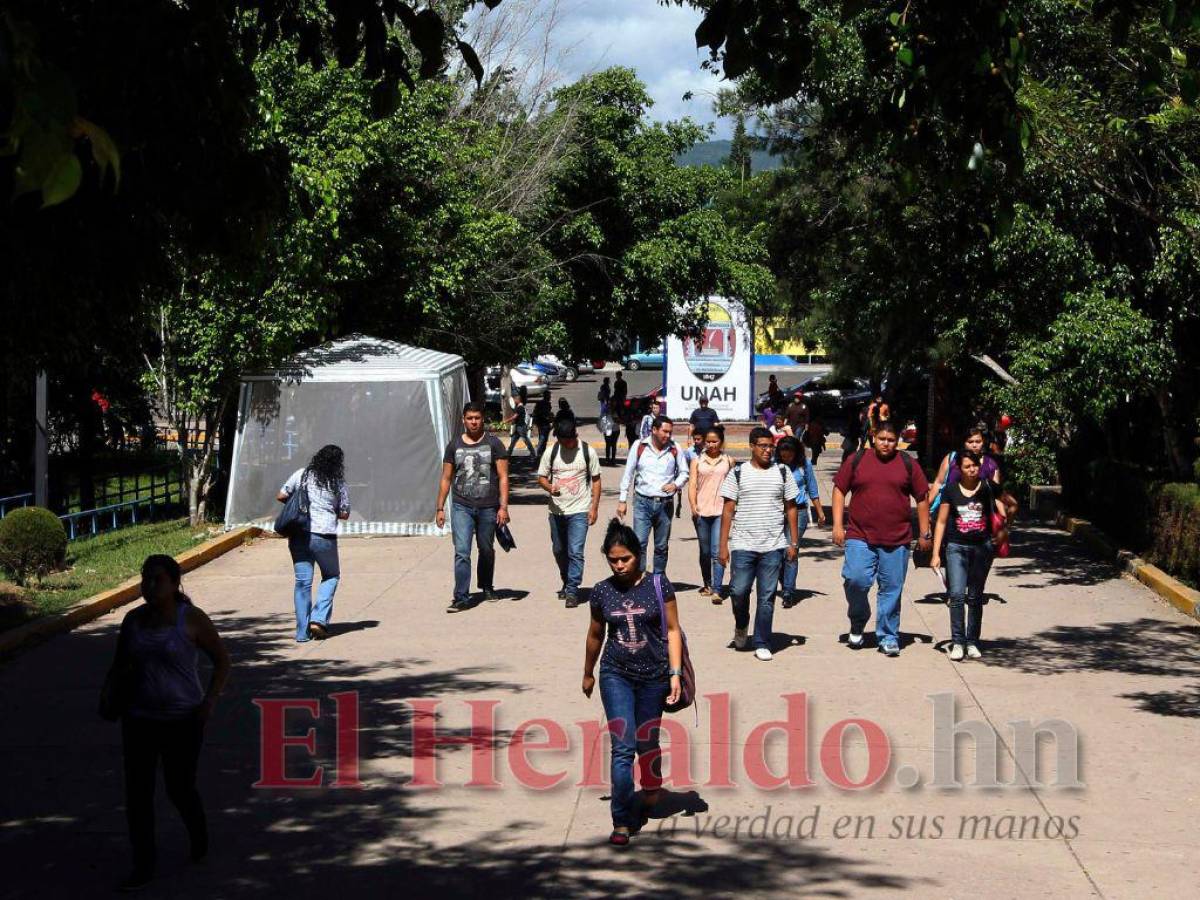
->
<box><xmin>615</xmin><ymin>599</ymin><xmax>649</xmax><ymax>652</ymax></box>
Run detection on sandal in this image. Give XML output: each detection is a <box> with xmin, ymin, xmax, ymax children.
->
<box><xmin>308</xmin><ymin>622</ymin><xmax>329</xmax><ymax>640</ymax></box>
<box><xmin>698</xmin><ymin>586</ymin><xmax>713</xmax><ymax>597</ymax></box>
<box><xmin>609</xmin><ymin>829</ymin><xmax>630</xmax><ymax>847</ymax></box>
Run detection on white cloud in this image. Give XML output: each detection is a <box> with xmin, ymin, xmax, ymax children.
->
<box><xmin>467</xmin><ymin>0</ymin><xmax>735</xmax><ymax>138</ymax></box>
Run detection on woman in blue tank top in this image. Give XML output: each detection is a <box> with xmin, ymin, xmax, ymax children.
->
<box><xmin>101</xmin><ymin>555</ymin><xmax>230</xmax><ymax>891</ymax></box>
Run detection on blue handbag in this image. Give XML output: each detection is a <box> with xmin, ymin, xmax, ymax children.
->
<box><xmin>274</xmin><ymin>469</ymin><xmax>311</xmax><ymax>537</ymax></box>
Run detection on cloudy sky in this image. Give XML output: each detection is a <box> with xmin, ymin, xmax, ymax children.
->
<box><xmin>467</xmin><ymin>0</ymin><xmax>735</xmax><ymax>138</ymax></box>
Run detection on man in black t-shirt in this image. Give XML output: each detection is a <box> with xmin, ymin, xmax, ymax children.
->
<box><xmin>612</xmin><ymin>371</ymin><xmax>628</xmax><ymax>406</ymax></box>
<box><xmin>437</xmin><ymin>401</ymin><xmax>510</xmax><ymax>612</ymax></box>
<box><xmin>689</xmin><ymin>395</ymin><xmax>720</xmax><ymax>438</ymax></box>
<box><xmin>532</xmin><ymin>393</ymin><xmax>553</xmax><ymax>458</ymax></box>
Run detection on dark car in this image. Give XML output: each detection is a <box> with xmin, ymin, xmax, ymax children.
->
<box><xmin>757</xmin><ymin>374</ymin><xmax>871</xmax><ymax>414</ymax></box>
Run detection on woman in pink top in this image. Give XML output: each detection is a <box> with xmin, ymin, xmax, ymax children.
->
<box><xmin>689</xmin><ymin>425</ymin><xmax>734</xmax><ymax>603</ymax></box>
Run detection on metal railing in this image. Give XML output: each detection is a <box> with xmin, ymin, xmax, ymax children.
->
<box><xmin>1</xmin><ymin>466</ymin><xmax>189</xmax><ymax>539</ymax></box>
<box><xmin>59</xmin><ymin>467</ymin><xmax>185</xmax><ymax>539</ymax></box>
<box><xmin>0</xmin><ymin>493</ymin><xmax>33</xmax><ymax>519</ymax></box>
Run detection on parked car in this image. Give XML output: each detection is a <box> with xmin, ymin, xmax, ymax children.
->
<box><xmin>520</xmin><ymin>360</ymin><xmax>565</xmax><ymax>381</ymax></box>
<box><xmin>536</xmin><ymin>354</ymin><xmax>594</xmax><ymax>382</ymax></box>
<box><xmin>622</xmin><ymin>347</ymin><xmax>665</xmax><ymax>371</ymax></box>
<box><xmin>757</xmin><ymin>374</ymin><xmax>870</xmax><ymax>414</ymax></box>
<box><xmin>487</xmin><ymin>364</ymin><xmax>549</xmax><ymax>397</ymax></box>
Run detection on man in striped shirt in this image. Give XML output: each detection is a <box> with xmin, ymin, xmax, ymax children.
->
<box><xmin>718</xmin><ymin>427</ymin><xmax>801</xmax><ymax>661</ymax></box>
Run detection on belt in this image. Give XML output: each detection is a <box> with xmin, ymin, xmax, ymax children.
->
<box><xmin>635</xmin><ymin>493</ymin><xmax>674</xmax><ymax>501</ymax></box>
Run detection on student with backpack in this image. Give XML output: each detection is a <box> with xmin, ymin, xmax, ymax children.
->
<box><xmin>831</xmin><ymin>421</ymin><xmax>931</xmax><ymax>656</ymax></box>
<box><xmin>582</xmin><ymin>519</ymin><xmax>684</xmax><ymax>846</ymax></box>
<box><xmin>505</xmin><ymin>388</ymin><xmax>536</xmax><ymax>459</ymax></box>
<box><xmin>537</xmin><ymin>419</ymin><xmax>602</xmax><ymax>607</ymax></box>
<box><xmin>930</xmin><ymin>451</ymin><xmax>1009</xmax><ymax>660</ymax></box>
<box><xmin>532</xmin><ymin>392</ymin><xmax>553</xmax><ymax>458</ymax></box>
<box><xmin>718</xmin><ymin>426</ymin><xmax>801</xmax><ymax>661</ymax></box>
<box><xmin>774</xmin><ymin>436</ymin><xmax>826</xmax><ymax>609</ymax></box>
<box><xmin>928</xmin><ymin>424</ymin><xmax>1018</xmax><ymax>523</ymax></box>
<box><xmin>688</xmin><ymin>426</ymin><xmax>733</xmax><ymax>602</ymax></box>
<box><xmin>617</xmin><ymin>415</ymin><xmax>688</xmax><ymax>574</ymax></box>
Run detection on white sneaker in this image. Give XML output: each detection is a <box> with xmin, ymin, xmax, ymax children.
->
<box><xmin>949</xmin><ymin>644</ymin><xmax>965</xmax><ymax>661</ymax></box>
<box><xmin>846</xmin><ymin>632</ymin><xmax>864</xmax><ymax>648</ymax></box>
<box><xmin>755</xmin><ymin>647</ymin><xmax>773</xmax><ymax>661</ymax></box>
<box><xmin>733</xmin><ymin>627</ymin><xmax>748</xmax><ymax>650</ymax></box>
<box><xmin>966</xmin><ymin>644</ymin><xmax>982</xmax><ymax>659</ymax></box>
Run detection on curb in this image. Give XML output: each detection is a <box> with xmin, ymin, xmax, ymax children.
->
<box><xmin>0</xmin><ymin>526</ymin><xmax>263</xmax><ymax>661</ymax></box>
<box><xmin>1056</xmin><ymin>514</ymin><xmax>1200</xmax><ymax>621</ymax></box>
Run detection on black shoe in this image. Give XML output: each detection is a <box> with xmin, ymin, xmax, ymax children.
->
<box><xmin>117</xmin><ymin>869</ymin><xmax>154</xmax><ymax>892</ymax></box>
<box><xmin>780</xmin><ymin>593</ymin><xmax>797</xmax><ymax>609</ymax></box>
<box><xmin>556</xmin><ymin>590</ymin><xmax>566</xmax><ymax>601</ymax></box>
<box><xmin>564</xmin><ymin>594</ymin><xmax>581</xmax><ymax>608</ymax></box>
<box><xmin>447</xmin><ymin>598</ymin><xmax>470</xmax><ymax>613</ymax></box>
<box><xmin>482</xmin><ymin>589</ymin><xmax>500</xmax><ymax>603</ymax></box>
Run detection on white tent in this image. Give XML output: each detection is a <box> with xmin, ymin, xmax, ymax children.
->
<box><xmin>225</xmin><ymin>335</ymin><xmax>469</xmax><ymax>535</ymax></box>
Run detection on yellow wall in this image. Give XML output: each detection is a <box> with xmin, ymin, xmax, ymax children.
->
<box><xmin>755</xmin><ymin>318</ymin><xmax>824</xmax><ymax>356</ymax></box>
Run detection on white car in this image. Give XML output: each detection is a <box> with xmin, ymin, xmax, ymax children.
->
<box><xmin>488</xmin><ymin>365</ymin><xmax>548</xmax><ymax>397</ymax></box>
<box><xmin>536</xmin><ymin>354</ymin><xmax>593</xmax><ymax>382</ymax></box>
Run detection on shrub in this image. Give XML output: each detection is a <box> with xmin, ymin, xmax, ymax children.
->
<box><xmin>1148</xmin><ymin>483</ymin><xmax>1200</xmax><ymax>589</ymax></box>
<box><xmin>1083</xmin><ymin>458</ymin><xmax>1157</xmax><ymax>551</ymax></box>
<box><xmin>0</xmin><ymin>507</ymin><xmax>68</xmax><ymax>586</ymax></box>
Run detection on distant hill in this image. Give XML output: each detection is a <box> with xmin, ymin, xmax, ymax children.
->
<box><xmin>675</xmin><ymin>139</ymin><xmax>783</xmax><ymax>172</ymax></box>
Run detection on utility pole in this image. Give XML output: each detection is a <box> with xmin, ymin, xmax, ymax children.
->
<box><xmin>34</xmin><ymin>371</ymin><xmax>48</xmax><ymax>507</ymax></box>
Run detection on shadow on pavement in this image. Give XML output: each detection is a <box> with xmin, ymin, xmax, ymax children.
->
<box><xmin>0</xmin><ymin>604</ymin><xmax>931</xmax><ymax>898</ymax></box>
<box><xmin>990</xmin><ymin>529</ymin><xmax>1120</xmax><ymax>588</ymax></box>
<box><xmin>981</xmin><ymin>617</ymin><xmax>1200</xmax><ymax>718</ymax></box>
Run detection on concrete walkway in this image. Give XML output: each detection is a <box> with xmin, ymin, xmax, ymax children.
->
<box><xmin>2</xmin><ymin>450</ymin><xmax>1198</xmax><ymax>898</ymax></box>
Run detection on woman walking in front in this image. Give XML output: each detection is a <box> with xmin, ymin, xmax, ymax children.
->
<box><xmin>583</xmin><ymin>520</ymin><xmax>683</xmax><ymax>846</ymax></box>
<box><xmin>930</xmin><ymin>452</ymin><xmax>1008</xmax><ymax>661</ymax></box>
<box><xmin>277</xmin><ymin>444</ymin><xmax>350</xmax><ymax>641</ymax></box>
<box><xmin>688</xmin><ymin>426</ymin><xmax>733</xmax><ymax>603</ymax></box>
<box><xmin>102</xmin><ymin>555</ymin><xmax>230</xmax><ymax>891</ymax></box>
<box><xmin>775</xmin><ymin>436</ymin><xmax>826</xmax><ymax>608</ymax></box>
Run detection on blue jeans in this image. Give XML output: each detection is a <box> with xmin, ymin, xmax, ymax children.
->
<box><xmin>694</xmin><ymin>514</ymin><xmax>726</xmax><ymax>591</ymax></box>
<box><xmin>451</xmin><ymin>502</ymin><xmax>498</xmax><ymax>602</ymax></box>
<box><xmin>779</xmin><ymin>518</ymin><xmax>810</xmax><ymax>598</ymax></box>
<box><xmin>842</xmin><ymin>539</ymin><xmax>910</xmax><ymax>646</ymax></box>
<box><xmin>289</xmin><ymin>533</ymin><xmax>340</xmax><ymax>642</ymax></box>
<box><xmin>534</xmin><ymin>423</ymin><xmax>551</xmax><ymax>458</ymax></box>
<box><xmin>945</xmin><ymin>541</ymin><xmax>994</xmax><ymax>645</ymax></box>
<box><xmin>549</xmin><ymin>512</ymin><xmax>589</xmax><ymax>596</ymax></box>
<box><xmin>507</xmin><ymin>425</ymin><xmax>534</xmax><ymax>457</ymax></box>
<box><xmin>632</xmin><ymin>494</ymin><xmax>674</xmax><ymax>574</ymax></box>
<box><xmin>729</xmin><ymin>548</ymin><xmax>786</xmax><ymax>650</ymax></box>
<box><xmin>598</xmin><ymin>669</ymin><xmax>669</xmax><ymax>828</ymax></box>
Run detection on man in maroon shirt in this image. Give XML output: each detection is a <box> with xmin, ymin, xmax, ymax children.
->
<box><xmin>832</xmin><ymin>420</ymin><xmax>931</xmax><ymax>656</ymax></box>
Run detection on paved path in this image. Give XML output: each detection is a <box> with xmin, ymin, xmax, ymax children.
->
<box><xmin>2</xmin><ymin>452</ymin><xmax>1198</xmax><ymax>898</ymax></box>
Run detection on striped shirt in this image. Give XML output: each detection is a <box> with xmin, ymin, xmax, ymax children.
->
<box><xmin>720</xmin><ymin>463</ymin><xmax>800</xmax><ymax>552</ymax></box>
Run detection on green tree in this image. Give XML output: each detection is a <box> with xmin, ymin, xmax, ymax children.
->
<box><xmin>726</xmin><ymin>113</ymin><xmax>753</xmax><ymax>184</ymax></box>
<box><xmin>540</xmin><ymin>68</ymin><xmax>773</xmax><ymax>356</ymax></box>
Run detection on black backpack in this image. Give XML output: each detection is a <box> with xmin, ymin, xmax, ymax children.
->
<box><xmin>732</xmin><ymin>461</ymin><xmax>790</xmax><ymax>487</ymax></box>
<box><xmin>548</xmin><ymin>440</ymin><xmax>592</xmax><ymax>472</ymax></box>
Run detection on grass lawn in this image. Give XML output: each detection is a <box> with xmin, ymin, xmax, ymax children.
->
<box><xmin>0</xmin><ymin>518</ymin><xmax>215</xmax><ymax>629</ymax></box>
